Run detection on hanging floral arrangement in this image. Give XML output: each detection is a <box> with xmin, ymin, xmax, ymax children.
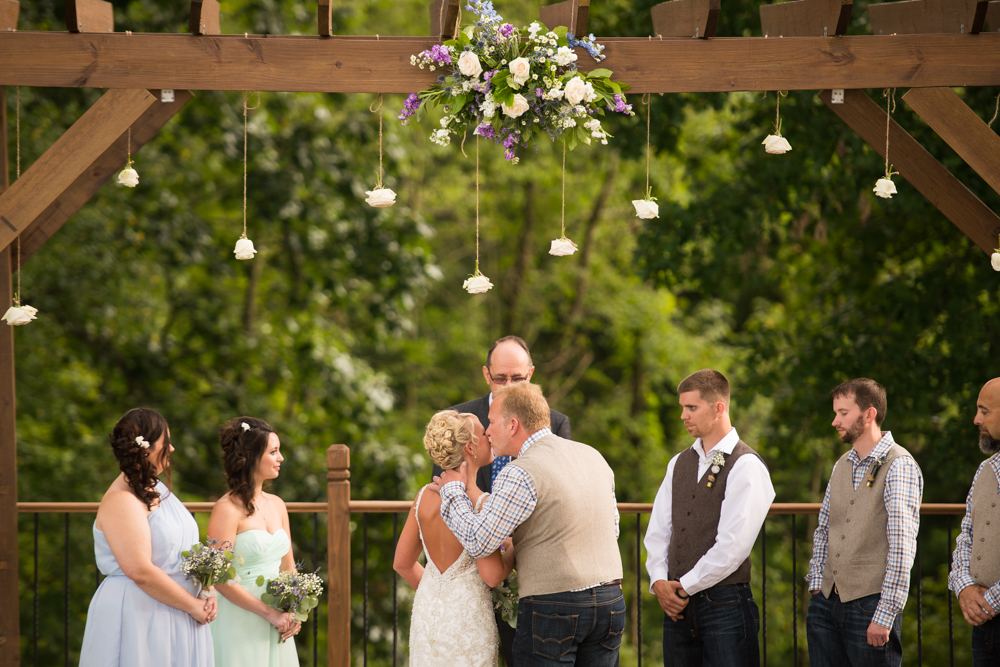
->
<box><xmin>399</xmin><ymin>0</ymin><xmax>633</xmax><ymax>163</ymax></box>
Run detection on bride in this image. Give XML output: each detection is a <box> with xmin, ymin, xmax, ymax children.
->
<box><xmin>394</xmin><ymin>410</ymin><xmax>515</xmax><ymax>667</ymax></box>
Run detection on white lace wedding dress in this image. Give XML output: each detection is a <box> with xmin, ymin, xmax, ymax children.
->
<box><xmin>408</xmin><ymin>486</ymin><xmax>498</xmax><ymax>667</ymax></box>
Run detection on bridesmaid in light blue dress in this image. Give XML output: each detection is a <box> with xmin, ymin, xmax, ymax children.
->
<box><xmin>80</xmin><ymin>408</ymin><xmax>215</xmax><ymax>667</ymax></box>
<box><xmin>208</xmin><ymin>416</ymin><xmax>300</xmax><ymax>666</ymax></box>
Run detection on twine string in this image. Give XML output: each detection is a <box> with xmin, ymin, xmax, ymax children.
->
<box><xmin>883</xmin><ymin>88</ymin><xmax>896</xmax><ymax>177</ymax></box>
<box><xmin>241</xmin><ymin>92</ymin><xmax>260</xmax><ymax>237</ymax></box>
<box><xmin>370</xmin><ymin>94</ymin><xmax>384</xmax><ymax>185</ymax></box>
<box><xmin>127</xmin><ymin>126</ymin><xmax>132</xmax><ymax>167</ymax></box>
<box><xmin>989</xmin><ymin>91</ymin><xmax>1000</xmax><ymax>129</ymax></box>
<box><xmin>15</xmin><ymin>87</ymin><xmax>21</xmax><ymax>306</ymax></box>
<box><xmin>643</xmin><ymin>93</ymin><xmax>651</xmax><ymax>195</ymax></box>
<box><xmin>775</xmin><ymin>90</ymin><xmax>787</xmax><ymax>134</ymax></box>
<box><xmin>561</xmin><ymin>140</ymin><xmax>566</xmax><ymax>237</ymax></box>
<box><xmin>475</xmin><ymin>135</ymin><xmax>480</xmax><ymax>273</ymax></box>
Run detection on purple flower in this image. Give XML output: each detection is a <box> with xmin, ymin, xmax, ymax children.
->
<box><xmin>500</xmin><ymin>23</ymin><xmax>514</xmax><ymax>38</ymax></box>
<box><xmin>504</xmin><ymin>148</ymin><xmax>517</xmax><ymax>161</ymax></box>
<box><xmin>606</xmin><ymin>94</ymin><xmax>632</xmax><ymax>114</ymax></box>
<box><xmin>475</xmin><ymin>123</ymin><xmax>496</xmax><ymax>140</ymax></box>
<box><xmin>535</xmin><ymin>87</ymin><xmax>543</xmax><ymax>98</ymax></box>
<box><xmin>398</xmin><ymin>93</ymin><xmax>421</xmax><ymax>125</ymax></box>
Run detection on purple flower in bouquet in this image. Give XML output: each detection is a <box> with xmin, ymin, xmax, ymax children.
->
<box><xmin>475</xmin><ymin>123</ymin><xmax>496</xmax><ymax>140</ymax></box>
<box><xmin>499</xmin><ymin>23</ymin><xmax>514</xmax><ymax>38</ymax></box>
<box><xmin>606</xmin><ymin>94</ymin><xmax>633</xmax><ymax>115</ymax></box>
<box><xmin>256</xmin><ymin>567</ymin><xmax>325</xmax><ymax>643</ymax></box>
<box><xmin>398</xmin><ymin>93</ymin><xmax>421</xmax><ymax>125</ymax></box>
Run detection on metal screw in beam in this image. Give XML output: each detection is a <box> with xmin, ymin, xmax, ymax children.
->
<box><xmin>823</xmin><ymin>26</ymin><xmax>828</xmax><ymax>37</ymax></box>
<box><xmin>694</xmin><ymin>27</ymin><xmax>699</xmax><ymax>37</ymax></box>
<box><xmin>960</xmin><ymin>24</ymin><xmax>965</xmax><ymax>33</ymax></box>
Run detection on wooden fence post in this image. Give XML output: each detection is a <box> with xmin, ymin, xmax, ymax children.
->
<box><xmin>327</xmin><ymin>445</ymin><xmax>350</xmax><ymax>667</ymax></box>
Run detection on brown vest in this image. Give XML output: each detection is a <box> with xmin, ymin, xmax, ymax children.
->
<box><xmin>667</xmin><ymin>440</ymin><xmax>764</xmax><ymax>586</ymax></box>
<box><xmin>971</xmin><ymin>463</ymin><xmax>1000</xmax><ymax>588</ymax></box>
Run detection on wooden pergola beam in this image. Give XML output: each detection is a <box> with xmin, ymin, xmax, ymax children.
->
<box><xmin>12</xmin><ymin>90</ymin><xmax>193</xmax><ymax>269</ymax></box>
<box><xmin>760</xmin><ymin>0</ymin><xmax>852</xmax><ymax>38</ymax></box>
<box><xmin>820</xmin><ymin>88</ymin><xmax>1000</xmax><ymax>254</ymax></box>
<box><xmin>3</xmin><ymin>32</ymin><xmax>1000</xmax><ymax>93</ymax></box>
<box><xmin>650</xmin><ymin>0</ymin><xmax>720</xmax><ymax>38</ymax></box>
<box><xmin>540</xmin><ymin>0</ymin><xmax>590</xmax><ymax>36</ymax></box>
<box><xmin>0</xmin><ymin>0</ymin><xmax>18</xmax><ymax>32</ymax></box>
<box><xmin>0</xmin><ymin>88</ymin><xmax>159</xmax><ymax>253</ymax></box>
<box><xmin>190</xmin><ymin>0</ymin><xmax>220</xmax><ymax>36</ymax></box>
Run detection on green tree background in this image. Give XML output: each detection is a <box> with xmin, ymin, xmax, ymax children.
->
<box><xmin>8</xmin><ymin>0</ymin><xmax>1000</xmax><ymax>663</ymax></box>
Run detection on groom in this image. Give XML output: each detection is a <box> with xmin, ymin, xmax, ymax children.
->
<box><xmin>438</xmin><ymin>382</ymin><xmax>624</xmax><ymax>666</ymax></box>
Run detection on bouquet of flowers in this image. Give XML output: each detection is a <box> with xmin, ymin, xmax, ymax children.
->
<box><xmin>180</xmin><ymin>538</ymin><xmax>242</xmax><ymax>598</ymax></box>
<box><xmin>399</xmin><ymin>0</ymin><xmax>633</xmax><ymax>163</ymax></box>
<box><xmin>256</xmin><ymin>568</ymin><xmax>324</xmax><ymax>642</ymax></box>
<box><xmin>491</xmin><ymin>569</ymin><xmax>518</xmax><ymax>626</ymax></box>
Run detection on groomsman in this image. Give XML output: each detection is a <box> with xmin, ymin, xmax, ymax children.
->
<box><xmin>644</xmin><ymin>369</ymin><xmax>774</xmax><ymax>667</ymax></box>
<box><xmin>949</xmin><ymin>377</ymin><xmax>1000</xmax><ymax>663</ymax></box>
<box><xmin>806</xmin><ymin>378</ymin><xmax>923</xmax><ymax>667</ymax></box>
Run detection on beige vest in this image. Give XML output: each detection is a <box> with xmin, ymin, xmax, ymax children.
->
<box><xmin>971</xmin><ymin>463</ymin><xmax>1000</xmax><ymax>588</ymax></box>
<box><xmin>821</xmin><ymin>443</ymin><xmax>916</xmax><ymax>602</ymax></box>
<box><xmin>511</xmin><ymin>434</ymin><xmax>623</xmax><ymax>598</ymax></box>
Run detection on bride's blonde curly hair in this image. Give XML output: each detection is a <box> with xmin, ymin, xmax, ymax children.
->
<box><xmin>423</xmin><ymin>410</ymin><xmax>479</xmax><ymax>471</ymax></box>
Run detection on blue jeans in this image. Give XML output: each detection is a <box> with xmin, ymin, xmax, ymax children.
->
<box><xmin>513</xmin><ymin>583</ymin><xmax>626</xmax><ymax>667</ymax></box>
<box><xmin>806</xmin><ymin>592</ymin><xmax>902</xmax><ymax>667</ymax></box>
<box><xmin>973</xmin><ymin>617</ymin><xmax>1000</xmax><ymax>666</ymax></box>
<box><xmin>662</xmin><ymin>583</ymin><xmax>760</xmax><ymax>667</ymax></box>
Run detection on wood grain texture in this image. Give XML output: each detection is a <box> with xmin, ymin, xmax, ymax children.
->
<box><xmin>0</xmin><ymin>88</ymin><xmax>157</xmax><ymax>253</ymax></box>
<box><xmin>903</xmin><ymin>87</ymin><xmax>1000</xmax><ymax>197</ymax></box>
<box><xmin>539</xmin><ymin>0</ymin><xmax>590</xmax><ymax>36</ymax></box>
<box><xmin>988</xmin><ymin>0</ymin><xmax>1000</xmax><ymax>31</ymax></box>
<box><xmin>650</xmin><ymin>0</ymin><xmax>720</xmax><ymax>38</ymax></box>
<box><xmin>65</xmin><ymin>0</ymin><xmax>113</xmax><ymax>33</ymax></box>
<box><xmin>189</xmin><ymin>0</ymin><xmax>220</xmax><ymax>36</ymax></box>
<box><xmin>4</xmin><ymin>32</ymin><xmax>1000</xmax><ymax>93</ymax></box>
<box><xmin>327</xmin><ymin>445</ymin><xmax>350</xmax><ymax>667</ymax></box>
<box><xmin>0</xmin><ymin>0</ymin><xmax>17</xmax><ymax>32</ymax></box>
<box><xmin>319</xmin><ymin>0</ymin><xmax>334</xmax><ymax>36</ymax></box>
<box><xmin>428</xmin><ymin>0</ymin><xmax>460</xmax><ymax>40</ymax></box>
<box><xmin>760</xmin><ymin>0</ymin><xmax>852</xmax><ymax>37</ymax></box>
<box><xmin>820</xmin><ymin>88</ymin><xmax>1000</xmax><ymax>254</ymax></box>
<box><xmin>13</xmin><ymin>90</ymin><xmax>192</xmax><ymax>269</ymax></box>
<box><xmin>868</xmin><ymin>0</ymin><xmax>980</xmax><ymax>35</ymax></box>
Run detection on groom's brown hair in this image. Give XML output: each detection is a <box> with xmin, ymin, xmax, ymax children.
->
<box><xmin>495</xmin><ymin>382</ymin><xmax>551</xmax><ymax>433</ymax></box>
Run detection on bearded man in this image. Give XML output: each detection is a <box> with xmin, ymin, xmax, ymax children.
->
<box><xmin>948</xmin><ymin>377</ymin><xmax>1000</xmax><ymax>664</ymax></box>
<box><xmin>805</xmin><ymin>378</ymin><xmax>923</xmax><ymax>667</ymax></box>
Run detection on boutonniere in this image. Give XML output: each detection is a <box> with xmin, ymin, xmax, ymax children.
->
<box><xmin>707</xmin><ymin>451</ymin><xmax>726</xmax><ymax>488</ymax></box>
<box><xmin>865</xmin><ymin>455</ymin><xmax>887</xmax><ymax>487</ymax></box>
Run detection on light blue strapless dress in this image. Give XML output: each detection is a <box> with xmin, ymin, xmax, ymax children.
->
<box><xmin>79</xmin><ymin>481</ymin><xmax>214</xmax><ymax>666</ymax></box>
<box><xmin>211</xmin><ymin>529</ymin><xmax>298</xmax><ymax>667</ymax></box>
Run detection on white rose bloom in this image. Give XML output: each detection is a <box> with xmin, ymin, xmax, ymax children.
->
<box><xmin>992</xmin><ymin>252</ymin><xmax>1000</xmax><ymax>271</ymax></box>
<box><xmin>548</xmin><ymin>237</ymin><xmax>578</xmax><ymax>256</ymax></box>
<box><xmin>509</xmin><ymin>58</ymin><xmax>531</xmax><ymax>86</ymax></box>
<box><xmin>553</xmin><ymin>46</ymin><xmax>578</xmax><ymax>66</ymax></box>
<box><xmin>582</xmin><ymin>81</ymin><xmax>597</xmax><ymax>103</ymax></box>
<box><xmin>502</xmin><ymin>94</ymin><xmax>530</xmax><ymax>119</ymax></box>
<box><xmin>762</xmin><ymin>134</ymin><xmax>792</xmax><ymax>154</ymax></box>
<box><xmin>365</xmin><ymin>187</ymin><xmax>396</xmax><ymax>207</ymax></box>
<box><xmin>564</xmin><ymin>77</ymin><xmax>587</xmax><ymax>105</ymax></box>
<box><xmin>234</xmin><ymin>237</ymin><xmax>258</xmax><ymax>260</ymax></box>
<box><xmin>873</xmin><ymin>177</ymin><xmax>897</xmax><ymax>199</ymax></box>
<box><xmin>632</xmin><ymin>199</ymin><xmax>659</xmax><ymax>219</ymax></box>
<box><xmin>458</xmin><ymin>51</ymin><xmax>483</xmax><ymax>78</ymax></box>
<box><xmin>118</xmin><ymin>167</ymin><xmax>139</xmax><ymax>188</ymax></box>
<box><xmin>463</xmin><ymin>273</ymin><xmax>494</xmax><ymax>294</ymax></box>
<box><xmin>1</xmin><ymin>304</ymin><xmax>37</xmax><ymax>326</ymax></box>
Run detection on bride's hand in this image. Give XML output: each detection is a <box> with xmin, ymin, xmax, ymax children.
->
<box><xmin>281</xmin><ymin>619</ymin><xmax>302</xmax><ymax>641</ymax></box>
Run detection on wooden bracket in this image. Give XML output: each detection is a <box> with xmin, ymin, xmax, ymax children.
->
<box><xmin>0</xmin><ymin>0</ymin><xmax>18</xmax><ymax>32</ymax></box>
<box><xmin>429</xmin><ymin>0</ymin><xmax>460</xmax><ymax>40</ymax></box>
<box><xmin>985</xmin><ymin>0</ymin><xmax>1000</xmax><ymax>32</ymax></box>
<box><xmin>189</xmin><ymin>0</ymin><xmax>220</xmax><ymax>35</ymax></box>
<box><xmin>820</xmin><ymin>88</ymin><xmax>1000</xmax><ymax>254</ymax></box>
<box><xmin>650</xmin><ymin>0</ymin><xmax>719</xmax><ymax>38</ymax></box>
<box><xmin>540</xmin><ymin>0</ymin><xmax>589</xmax><ymax>36</ymax></box>
<box><xmin>760</xmin><ymin>0</ymin><xmax>852</xmax><ymax>37</ymax></box>
<box><xmin>868</xmin><ymin>0</ymin><xmax>981</xmax><ymax>35</ymax></box>
<box><xmin>65</xmin><ymin>0</ymin><xmax>113</xmax><ymax>33</ymax></box>
<box><xmin>319</xmin><ymin>0</ymin><xmax>334</xmax><ymax>36</ymax></box>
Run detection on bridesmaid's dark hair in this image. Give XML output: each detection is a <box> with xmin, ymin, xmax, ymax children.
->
<box><xmin>219</xmin><ymin>416</ymin><xmax>276</xmax><ymax>516</ymax></box>
<box><xmin>110</xmin><ymin>408</ymin><xmax>171</xmax><ymax>510</ymax></box>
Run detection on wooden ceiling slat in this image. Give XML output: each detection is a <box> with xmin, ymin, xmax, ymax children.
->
<box><xmin>759</xmin><ymin>0</ymin><xmax>852</xmax><ymax>38</ymax></box>
<box><xmin>189</xmin><ymin>0</ymin><xmax>220</xmax><ymax>36</ymax></box>
<box><xmin>540</xmin><ymin>0</ymin><xmax>590</xmax><ymax>37</ymax></box>
<box><xmin>65</xmin><ymin>0</ymin><xmax>113</xmax><ymax>34</ymax></box>
<box><xmin>650</xmin><ymin>0</ymin><xmax>720</xmax><ymax>39</ymax></box>
<box><xmin>0</xmin><ymin>0</ymin><xmax>18</xmax><ymax>32</ymax></box>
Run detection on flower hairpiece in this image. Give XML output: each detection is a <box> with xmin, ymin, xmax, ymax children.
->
<box><xmin>241</xmin><ymin>422</ymin><xmax>251</xmax><ymax>432</ymax></box>
<box><xmin>135</xmin><ymin>435</ymin><xmax>150</xmax><ymax>449</ymax></box>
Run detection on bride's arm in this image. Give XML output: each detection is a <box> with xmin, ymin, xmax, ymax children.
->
<box><xmin>476</xmin><ymin>538</ymin><xmax>515</xmax><ymax>588</ymax></box>
<box><xmin>393</xmin><ymin>503</ymin><xmax>424</xmax><ymax>590</ymax></box>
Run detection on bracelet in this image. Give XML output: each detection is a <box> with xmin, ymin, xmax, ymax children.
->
<box><xmin>676</xmin><ymin>589</ymin><xmax>689</xmax><ymax>599</ymax></box>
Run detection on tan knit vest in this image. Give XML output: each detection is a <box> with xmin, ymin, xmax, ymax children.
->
<box><xmin>971</xmin><ymin>463</ymin><xmax>1000</xmax><ymax>588</ymax></box>
<box><xmin>667</xmin><ymin>440</ymin><xmax>764</xmax><ymax>586</ymax></box>
<box><xmin>821</xmin><ymin>443</ymin><xmax>914</xmax><ymax>602</ymax></box>
<box><xmin>511</xmin><ymin>434</ymin><xmax>623</xmax><ymax>598</ymax></box>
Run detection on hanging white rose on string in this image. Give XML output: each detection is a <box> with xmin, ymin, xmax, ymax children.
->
<box><xmin>874</xmin><ymin>90</ymin><xmax>898</xmax><ymax>199</ymax></box>
<box><xmin>549</xmin><ymin>141</ymin><xmax>579</xmax><ymax>256</ymax></box>
<box><xmin>118</xmin><ymin>127</ymin><xmax>139</xmax><ymax>187</ymax></box>
<box><xmin>366</xmin><ymin>172</ymin><xmax>396</xmax><ymax>208</ymax></box>
<box><xmin>234</xmin><ymin>235</ymin><xmax>257</xmax><ymax>260</ymax></box>
<box><xmin>992</xmin><ymin>236</ymin><xmax>1000</xmax><ymax>272</ymax></box>
<box><xmin>463</xmin><ymin>271</ymin><xmax>494</xmax><ymax>294</ymax></box>
<box><xmin>762</xmin><ymin>91</ymin><xmax>792</xmax><ymax>155</ymax></box>
<box><xmin>632</xmin><ymin>188</ymin><xmax>659</xmax><ymax>219</ymax></box>
<box><xmin>874</xmin><ymin>164</ymin><xmax>898</xmax><ymax>200</ymax></box>
<box><xmin>1</xmin><ymin>303</ymin><xmax>37</xmax><ymax>326</ymax></box>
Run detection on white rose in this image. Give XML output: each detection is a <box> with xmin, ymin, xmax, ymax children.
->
<box><xmin>502</xmin><ymin>94</ymin><xmax>530</xmax><ymax>119</ymax></box>
<box><xmin>462</xmin><ymin>273</ymin><xmax>494</xmax><ymax>294</ymax></box>
<box><xmin>762</xmin><ymin>134</ymin><xmax>792</xmax><ymax>154</ymax></box>
<box><xmin>992</xmin><ymin>252</ymin><xmax>1000</xmax><ymax>271</ymax></box>
<box><xmin>509</xmin><ymin>58</ymin><xmax>531</xmax><ymax>87</ymax></box>
<box><xmin>548</xmin><ymin>237</ymin><xmax>578</xmax><ymax>256</ymax></box>
<box><xmin>1</xmin><ymin>304</ymin><xmax>38</xmax><ymax>326</ymax></box>
<box><xmin>873</xmin><ymin>177</ymin><xmax>897</xmax><ymax>199</ymax></box>
<box><xmin>553</xmin><ymin>46</ymin><xmax>577</xmax><ymax>67</ymax></box>
<box><xmin>564</xmin><ymin>77</ymin><xmax>587</xmax><ymax>105</ymax></box>
<box><xmin>632</xmin><ymin>199</ymin><xmax>659</xmax><ymax>219</ymax></box>
<box><xmin>118</xmin><ymin>167</ymin><xmax>139</xmax><ymax>188</ymax></box>
<box><xmin>365</xmin><ymin>187</ymin><xmax>396</xmax><ymax>208</ymax></box>
<box><xmin>234</xmin><ymin>236</ymin><xmax>258</xmax><ymax>260</ymax></box>
<box><xmin>458</xmin><ymin>51</ymin><xmax>483</xmax><ymax>78</ymax></box>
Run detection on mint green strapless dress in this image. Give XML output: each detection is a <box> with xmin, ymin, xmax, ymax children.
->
<box><xmin>211</xmin><ymin>529</ymin><xmax>299</xmax><ymax>667</ymax></box>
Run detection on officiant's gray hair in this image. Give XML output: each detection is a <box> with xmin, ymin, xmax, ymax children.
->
<box><xmin>494</xmin><ymin>382</ymin><xmax>551</xmax><ymax>433</ymax></box>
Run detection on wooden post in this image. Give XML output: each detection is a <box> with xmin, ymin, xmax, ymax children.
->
<box><xmin>0</xmin><ymin>86</ymin><xmax>20</xmax><ymax>666</ymax></box>
<box><xmin>327</xmin><ymin>445</ymin><xmax>350</xmax><ymax>667</ymax></box>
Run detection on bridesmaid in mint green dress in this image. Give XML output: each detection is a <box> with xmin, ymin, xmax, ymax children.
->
<box><xmin>208</xmin><ymin>417</ymin><xmax>301</xmax><ymax>666</ymax></box>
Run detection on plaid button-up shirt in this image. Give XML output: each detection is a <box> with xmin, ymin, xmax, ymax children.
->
<box><xmin>805</xmin><ymin>431</ymin><xmax>924</xmax><ymax>629</ymax></box>
<box><xmin>948</xmin><ymin>453</ymin><xmax>1000</xmax><ymax>612</ymax></box>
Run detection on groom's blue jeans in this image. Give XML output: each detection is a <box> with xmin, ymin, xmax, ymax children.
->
<box><xmin>514</xmin><ymin>582</ymin><xmax>626</xmax><ymax>666</ymax></box>
<box><xmin>662</xmin><ymin>583</ymin><xmax>760</xmax><ymax>667</ymax></box>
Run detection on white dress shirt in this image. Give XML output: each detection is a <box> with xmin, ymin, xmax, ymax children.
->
<box><xmin>644</xmin><ymin>428</ymin><xmax>775</xmax><ymax>595</ymax></box>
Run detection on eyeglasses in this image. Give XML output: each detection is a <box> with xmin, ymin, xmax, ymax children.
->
<box><xmin>487</xmin><ymin>369</ymin><xmax>530</xmax><ymax>385</ymax></box>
